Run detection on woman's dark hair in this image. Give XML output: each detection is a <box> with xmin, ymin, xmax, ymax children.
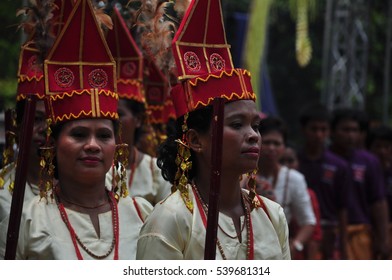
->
<box><xmin>259</xmin><ymin>116</ymin><xmax>288</xmax><ymax>145</ymax></box>
<box><xmin>121</xmin><ymin>99</ymin><xmax>146</xmax><ymax>143</ymax></box>
<box><xmin>15</xmin><ymin>100</ymin><xmax>26</xmax><ymax>128</ymax></box>
<box><xmin>50</xmin><ymin>119</ymin><xmax>119</xmax><ymax>179</ymax></box>
<box><xmin>157</xmin><ymin>105</ymin><xmax>213</xmax><ymax>184</ymax></box>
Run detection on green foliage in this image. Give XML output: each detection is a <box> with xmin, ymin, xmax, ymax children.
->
<box><xmin>0</xmin><ymin>78</ymin><xmax>17</xmax><ymax>110</ymax></box>
<box><xmin>366</xmin><ymin>1</ymin><xmax>390</xmax><ymax>123</ymax></box>
<box><xmin>0</xmin><ymin>1</ymin><xmax>21</xmax><ymax>111</ymax></box>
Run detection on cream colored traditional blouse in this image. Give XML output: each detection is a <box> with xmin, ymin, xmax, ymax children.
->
<box><xmin>0</xmin><ymin>194</ymin><xmax>152</xmax><ymax>260</ymax></box>
<box><xmin>136</xmin><ymin>185</ymin><xmax>291</xmax><ymax>260</ymax></box>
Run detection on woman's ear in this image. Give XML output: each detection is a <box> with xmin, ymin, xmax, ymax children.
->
<box><xmin>185</xmin><ymin>129</ymin><xmax>202</xmax><ymax>153</ymax></box>
<box><xmin>134</xmin><ymin>113</ymin><xmax>144</xmax><ymax>129</ymax></box>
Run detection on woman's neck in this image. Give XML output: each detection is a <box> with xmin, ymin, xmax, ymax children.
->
<box><xmin>57</xmin><ymin>177</ymin><xmax>107</xmax><ymax>208</ymax></box>
<box><xmin>193</xmin><ymin>172</ymin><xmax>242</xmax><ymax>212</ymax></box>
<box><xmin>27</xmin><ymin>155</ymin><xmax>41</xmax><ymax>185</ymax></box>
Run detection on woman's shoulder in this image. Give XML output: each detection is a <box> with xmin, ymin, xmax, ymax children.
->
<box><xmin>242</xmin><ymin>189</ymin><xmax>284</xmax><ymax>218</ymax></box>
<box><xmin>138</xmin><ymin>153</ymin><xmax>160</xmax><ymax>175</ymax></box>
<box><xmin>254</xmin><ymin>194</ymin><xmax>288</xmax><ymax>226</ymax></box>
<box><xmin>0</xmin><ymin>163</ymin><xmax>16</xmax><ymax>189</ymax></box>
<box><xmin>146</xmin><ymin>189</ymin><xmax>192</xmax><ymax>221</ymax></box>
<box><xmin>21</xmin><ymin>195</ymin><xmax>58</xmax><ymax>224</ymax></box>
<box><xmin>283</xmin><ymin>167</ymin><xmax>306</xmax><ymax>183</ymax></box>
<box><xmin>119</xmin><ymin>195</ymin><xmax>153</xmax><ymax>220</ymax></box>
<box><xmin>153</xmin><ymin>189</ymin><xmax>189</xmax><ymax>211</ymax></box>
<box><xmin>256</xmin><ymin>194</ymin><xmax>284</xmax><ymax>214</ymax></box>
<box><xmin>139</xmin><ymin>189</ymin><xmax>193</xmax><ymax>237</ymax></box>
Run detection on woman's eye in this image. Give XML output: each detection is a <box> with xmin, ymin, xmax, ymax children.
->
<box><xmin>71</xmin><ymin>132</ymin><xmax>85</xmax><ymax>138</ymax></box>
<box><xmin>230</xmin><ymin>122</ymin><xmax>242</xmax><ymax>129</ymax></box>
<box><xmin>35</xmin><ymin>116</ymin><xmax>44</xmax><ymax>123</ymax></box>
<box><xmin>98</xmin><ymin>133</ymin><xmax>112</xmax><ymax>140</ymax></box>
<box><xmin>252</xmin><ymin>123</ymin><xmax>260</xmax><ymax>131</ymax></box>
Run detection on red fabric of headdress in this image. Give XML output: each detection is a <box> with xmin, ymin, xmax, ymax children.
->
<box><xmin>106</xmin><ymin>7</ymin><xmax>144</xmax><ymax>103</ymax></box>
<box><xmin>17</xmin><ymin>0</ymin><xmax>75</xmax><ymax>101</ymax></box>
<box><xmin>16</xmin><ymin>42</ymin><xmax>45</xmax><ymax>101</ymax></box>
<box><xmin>171</xmin><ymin>0</ymin><xmax>256</xmax><ymax>118</ymax></box>
<box><xmin>44</xmin><ymin>0</ymin><xmax>118</xmax><ymax>124</ymax></box>
<box><xmin>52</xmin><ymin>0</ymin><xmax>75</xmax><ymax>37</ymax></box>
<box><xmin>144</xmin><ymin>57</ymin><xmax>170</xmax><ymax>124</ymax></box>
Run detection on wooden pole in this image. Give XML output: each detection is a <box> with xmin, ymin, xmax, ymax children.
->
<box><xmin>4</xmin><ymin>97</ymin><xmax>37</xmax><ymax>260</ymax></box>
<box><xmin>4</xmin><ymin>109</ymin><xmax>15</xmax><ymax>152</ymax></box>
<box><xmin>204</xmin><ymin>97</ymin><xmax>224</xmax><ymax>260</ymax></box>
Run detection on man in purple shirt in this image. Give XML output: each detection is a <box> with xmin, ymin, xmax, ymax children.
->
<box><xmin>298</xmin><ymin>103</ymin><xmax>351</xmax><ymax>259</ymax></box>
<box><xmin>366</xmin><ymin>125</ymin><xmax>392</xmax><ymax>258</ymax></box>
<box><xmin>330</xmin><ymin>108</ymin><xmax>389</xmax><ymax>259</ymax></box>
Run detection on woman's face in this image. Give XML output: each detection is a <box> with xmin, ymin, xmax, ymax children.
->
<box><xmin>199</xmin><ymin>100</ymin><xmax>261</xmax><ymax>175</ymax></box>
<box><xmin>55</xmin><ymin>119</ymin><xmax>116</xmax><ymax>182</ymax></box>
<box><xmin>117</xmin><ymin>99</ymin><xmax>141</xmax><ymax>146</ymax></box>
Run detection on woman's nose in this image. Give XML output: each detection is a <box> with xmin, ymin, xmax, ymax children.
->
<box><xmin>85</xmin><ymin>137</ymin><xmax>100</xmax><ymax>151</ymax></box>
<box><xmin>247</xmin><ymin>128</ymin><xmax>260</xmax><ymax>143</ymax></box>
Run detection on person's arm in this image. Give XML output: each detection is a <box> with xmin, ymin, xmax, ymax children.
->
<box><xmin>367</xmin><ymin>156</ymin><xmax>390</xmax><ymax>259</ymax></box>
<box><xmin>151</xmin><ymin>157</ymin><xmax>172</xmax><ymax>204</ymax></box>
<box><xmin>337</xmin><ymin>208</ymin><xmax>348</xmax><ymax>259</ymax></box>
<box><xmin>370</xmin><ymin>199</ymin><xmax>390</xmax><ymax>259</ymax></box>
<box><xmin>136</xmin><ymin>195</ymin><xmax>189</xmax><ymax>260</ymax></box>
<box><xmin>289</xmin><ymin>173</ymin><xmax>316</xmax><ymax>255</ymax></box>
<box><xmin>291</xmin><ymin>224</ymin><xmax>315</xmax><ymax>254</ymax></box>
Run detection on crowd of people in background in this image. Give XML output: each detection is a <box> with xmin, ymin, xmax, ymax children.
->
<box><xmin>257</xmin><ymin>103</ymin><xmax>392</xmax><ymax>260</ymax></box>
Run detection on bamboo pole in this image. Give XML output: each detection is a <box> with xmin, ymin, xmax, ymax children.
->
<box><xmin>204</xmin><ymin>97</ymin><xmax>224</xmax><ymax>260</ymax></box>
<box><xmin>4</xmin><ymin>97</ymin><xmax>37</xmax><ymax>260</ymax></box>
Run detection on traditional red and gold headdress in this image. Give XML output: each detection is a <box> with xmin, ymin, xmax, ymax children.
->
<box><xmin>106</xmin><ymin>7</ymin><xmax>144</xmax><ymax>103</ymax></box>
<box><xmin>171</xmin><ymin>0</ymin><xmax>256</xmax><ymax>118</ymax></box>
<box><xmin>144</xmin><ymin>57</ymin><xmax>170</xmax><ymax>125</ymax></box>
<box><xmin>16</xmin><ymin>0</ymin><xmax>75</xmax><ymax>101</ymax></box>
<box><xmin>16</xmin><ymin>42</ymin><xmax>46</xmax><ymax>101</ymax></box>
<box><xmin>44</xmin><ymin>0</ymin><xmax>118</xmax><ymax>124</ymax></box>
<box><xmin>52</xmin><ymin>0</ymin><xmax>75</xmax><ymax>37</ymax></box>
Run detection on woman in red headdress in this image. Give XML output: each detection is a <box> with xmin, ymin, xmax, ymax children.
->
<box><xmin>0</xmin><ymin>0</ymin><xmax>152</xmax><ymax>260</ymax></box>
<box><xmin>105</xmin><ymin>7</ymin><xmax>172</xmax><ymax>206</ymax></box>
<box><xmin>135</xmin><ymin>0</ymin><xmax>290</xmax><ymax>260</ymax></box>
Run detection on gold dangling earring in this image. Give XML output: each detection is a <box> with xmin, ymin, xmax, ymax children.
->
<box><xmin>0</xmin><ymin>109</ymin><xmax>17</xmax><ymax>189</ymax></box>
<box><xmin>113</xmin><ymin>121</ymin><xmax>129</xmax><ymax>201</ymax></box>
<box><xmin>39</xmin><ymin>118</ymin><xmax>55</xmax><ymax>201</ymax></box>
<box><xmin>173</xmin><ymin>113</ymin><xmax>193</xmax><ymax>212</ymax></box>
<box><xmin>247</xmin><ymin>169</ymin><xmax>260</xmax><ymax>208</ymax></box>
<box><xmin>113</xmin><ymin>143</ymin><xmax>129</xmax><ymax>201</ymax></box>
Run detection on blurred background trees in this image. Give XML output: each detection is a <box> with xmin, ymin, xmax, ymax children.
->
<box><xmin>0</xmin><ymin>0</ymin><xmax>22</xmax><ymax>109</ymax></box>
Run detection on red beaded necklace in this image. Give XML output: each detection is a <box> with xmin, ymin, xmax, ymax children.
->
<box><xmin>192</xmin><ymin>186</ymin><xmax>254</xmax><ymax>260</ymax></box>
<box><xmin>55</xmin><ymin>189</ymin><xmax>120</xmax><ymax>260</ymax></box>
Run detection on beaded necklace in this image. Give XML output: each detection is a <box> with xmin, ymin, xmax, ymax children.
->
<box><xmin>55</xmin><ymin>189</ymin><xmax>120</xmax><ymax>260</ymax></box>
<box><xmin>59</xmin><ymin>196</ymin><xmax>108</xmax><ymax>209</ymax></box>
<box><xmin>218</xmin><ymin>215</ymin><xmax>246</xmax><ymax>240</ymax></box>
<box><xmin>192</xmin><ymin>186</ymin><xmax>254</xmax><ymax>260</ymax></box>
